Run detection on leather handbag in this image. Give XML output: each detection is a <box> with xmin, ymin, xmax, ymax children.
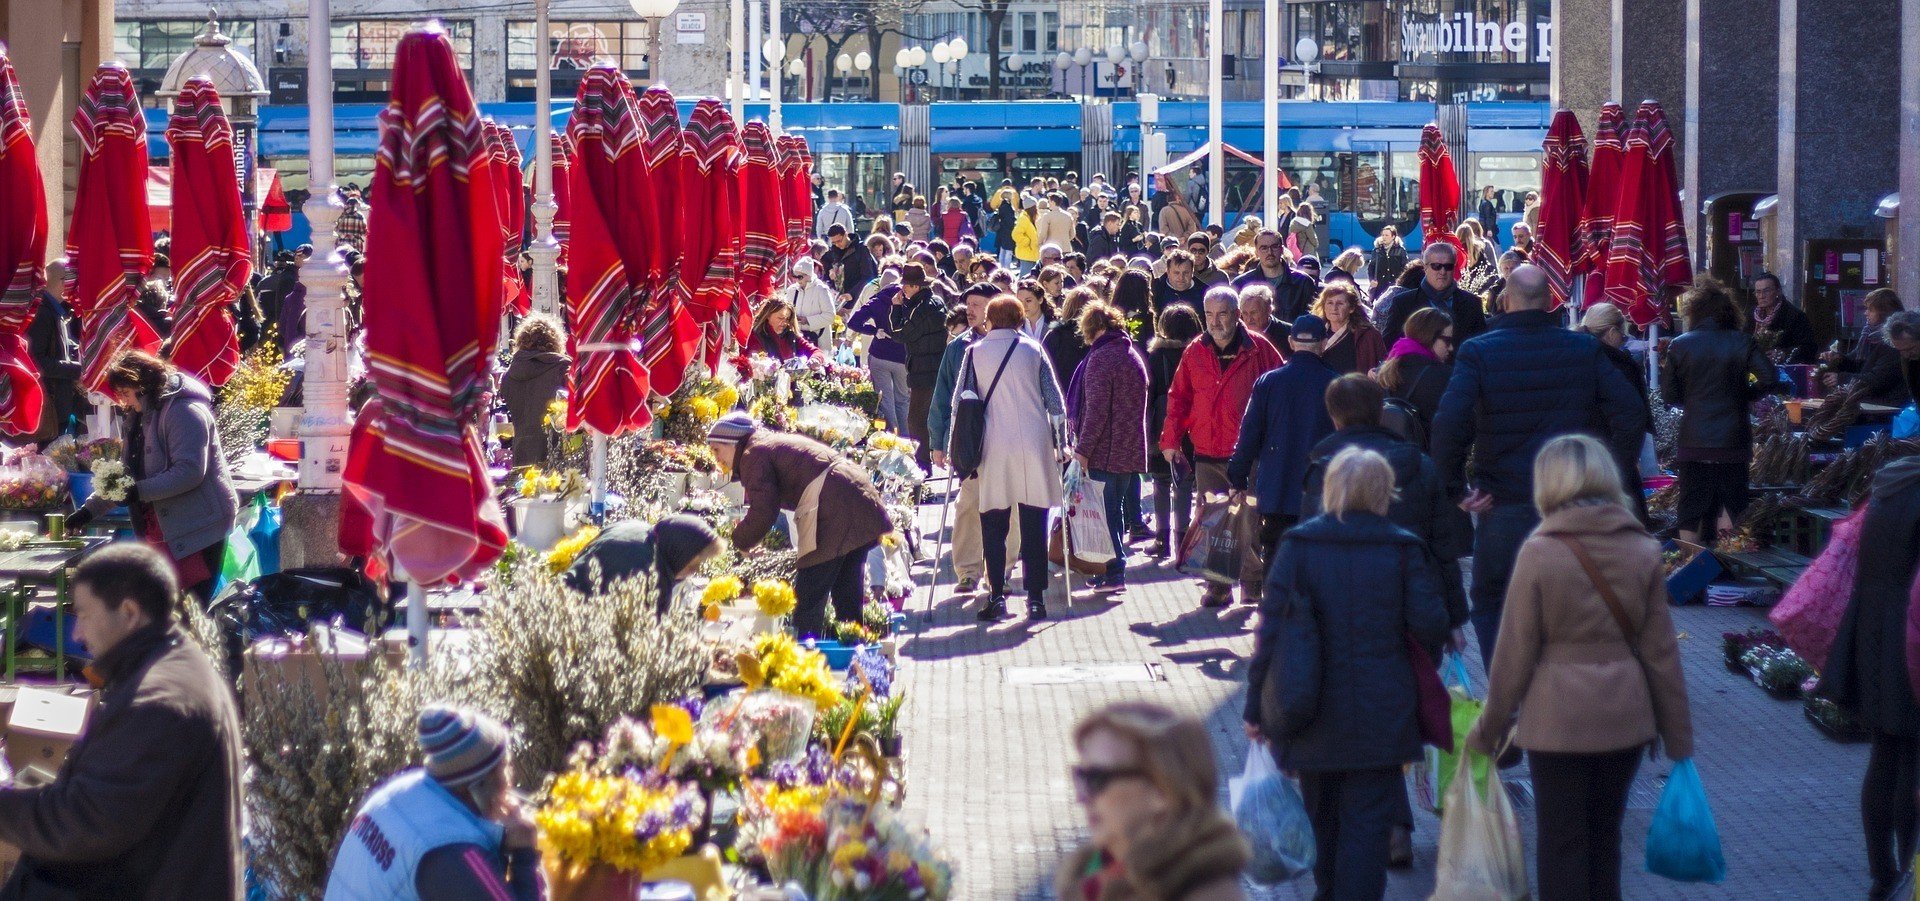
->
<box><xmin>1407</xmin><ymin>631</ymin><xmax>1454</xmax><ymax>751</ymax></box>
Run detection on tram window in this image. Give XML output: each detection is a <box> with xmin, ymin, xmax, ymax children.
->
<box><xmin>1388</xmin><ymin>151</ymin><xmax>1421</xmax><ymax>221</ymax></box>
<box><xmin>1472</xmin><ymin>155</ymin><xmax>1541</xmax><ymax>213</ymax></box>
<box><xmin>1346</xmin><ymin>153</ymin><xmax>1389</xmax><ymax>221</ymax></box>
<box><xmin>1274</xmin><ymin>153</ymin><xmax>1342</xmax><ymax>212</ymax></box>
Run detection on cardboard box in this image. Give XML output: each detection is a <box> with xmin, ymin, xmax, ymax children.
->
<box><xmin>246</xmin><ymin>628</ymin><xmax>403</xmax><ymax>706</ymax></box>
<box><xmin>5</xmin><ymin>686</ymin><xmax>91</xmax><ymax>777</ymax></box>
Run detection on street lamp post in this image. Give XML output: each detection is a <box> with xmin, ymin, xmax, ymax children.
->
<box><xmin>1053</xmin><ymin>51</ymin><xmax>1070</xmax><ymax>98</ymax></box>
<box><xmin>1129</xmin><ymin>40</ymin><xmax>1148</xmax><ymax>96</ymax></box>
<box><xmin>530</xmin><ymin>0</ymin><xmax>563</xmax><ymax>318</ymax></box>
<box><xmin>950</xmin><ymin>37</ymin><xmax>969</xmax><ymax>100</ymax></box>
<box><xmin>297</xmin><ymin>0</ymin><xmax>349</xmax><ymax>495</ymax></box>
<box><xmin>854</xmin><ymin>50</ymin><xmax>872</xmax><ymax>101</ymax></box>
<box><xmin>763</xmin><ymin>36</ymin><xmax>785</xmax><ymax>132</ymax></box>
<box><xmin>930</xmin><ymin>41</ymin><xmax>951</xmax><ymax>101</ymax></box>
<box><xmin>630</xmin><ymin>0</ymin><xmax>683</xmax><ymax>88</ymax></box>
<box><xmin>1263</xmin><ymin>0</ymin><xmax>1279</xmax><ymax>222</ymax></box>
<box><xmin>1074</xmin><ymin>46</ymin><xmax>1093</xmax><ymax>98</ymax></box>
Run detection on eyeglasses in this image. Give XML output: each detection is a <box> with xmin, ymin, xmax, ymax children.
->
<box><xmin>1255</xmin><ymin>243</ymin><xmax>1283</xmax><ymax>252</ymax></box>
<box><xmin>1426</xmin><ymin>263</ymin><xmax>1456</xmax><ymax>272</ymax></box>
<box><xmin>1072</xmin><ymin>765</ymin><xmax>1149</xmax><ymax>799</ymax></box>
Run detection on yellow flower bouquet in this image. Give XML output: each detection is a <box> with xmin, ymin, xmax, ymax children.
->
<box><xmin>535</xmin><ymin>750</ymin><xmax>702</xmax><ymax>877</ymax></box>
<box><xmin>753</xmin><ymin>579</ymin><xmax>797</xmax><ymax>618</ymax></box>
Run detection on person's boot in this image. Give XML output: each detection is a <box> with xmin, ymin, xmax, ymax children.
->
<box><xmin>1200</xmin><ymin>585</ymin><xmax>1231</xmax><ymax>608</ymax></box>
<box><xmin>1240</xmin><ymin>583</ymin><xmax>1264</xmax><ymax>605</ymax></box>
<box><xmin>976</xmin><ymin>594</ymin><xmax>1008</xmax><ymax>622</ymax></box>
<box><xmin>1388</xmin><ymin>825</ymin><xmax>1413</xmax><ymax>868</ymax></box>
<box><xmin>1147</xmin><ymin>540</ymin><xmax>1169</xmax><ymax>560</ymax></box>
<box><xmin>1026</xmin><ymin>592</ymin><xmax>1048</xmax><ymax>620</ymax></box>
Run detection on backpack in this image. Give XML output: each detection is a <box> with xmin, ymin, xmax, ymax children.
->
<box><xmin>1381</xmin><ymin>396</ymin><xmax>1428</xmax><ymax>448</ymax></box>
<box><xmin>949</xmin><ymin>340</ymin><xmax>1019</xmax><ymax>481</ymax></box>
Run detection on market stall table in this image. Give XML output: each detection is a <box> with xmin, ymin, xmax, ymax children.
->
<box><xmin>0</xmin><ymin>536</ymin><xmax>109</xmax><ymax>681</ymax></box>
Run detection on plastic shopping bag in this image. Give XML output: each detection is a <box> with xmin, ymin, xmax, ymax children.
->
<box><xmin>247</xmin><ymin>492</ymin><xmax>283</xmax><ymax>577</ymax></box>
<box><xmin>1178</xmin><ymin>494</ymin><xmax>1249</xmax><ymax>585</ymax></box>
<box><xmin>1230</xmin><ymin>750</ymin><xmax>1315</xmax><ymax>885</ymax></box>
<box><xmin>1416</xmin><ymin>653</ymin><xmax>1489</xmax><ymax>813</ymax></box>
<box><xmin>1645</xmin><ymin>759</ymin><xmax>1727</xmax><ymax>883</ymax></box>
<box><xmin>1770</xmin><ymin>504</ymin><xmax>1867</xmax><ymax>669</ymax></box>
<box><xmin>216</xmin><ymin>518</ymin><xmax>262</xmax><ymax>596</ymax></box>
<box><xmin>1064</xmin><ymin>464</ymin><xmax>1116</xmax><ymax>563</ymax></box>
<box><xmin>1893</xmin><ymin>404</ymin><xmax>1919</xmax><ymax>440</ymax></box>
<box><xmin>1432</xmin><ymin>749</ymin><xmax>1529</xmax><ymax>900</ymax></box>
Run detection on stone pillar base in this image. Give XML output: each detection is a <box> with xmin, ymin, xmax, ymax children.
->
<box><xmin>279</xmin><ymin>492</ymin><xmax>346</xmax><ymax>571</ymax></box>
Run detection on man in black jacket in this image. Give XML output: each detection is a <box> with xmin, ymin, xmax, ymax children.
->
<box><xmin>1748</xmin><ymin>271</ymin><xmax>1820</xmax><ymax>364</ymax></box>
<box><xmin>1430</xmin><ymin>264</ymin><xmax>1646</xmax><ymax>666</ymax></box>
<box><xmin>1231</xmin><ymin>229</ymin><xmax>1317</xmax><ymax>323</ymax></box>
<box><xmin>821</xmin><ymin>226</ymin><xmax>876</xmax><ymax>306</ymax></box>
<box><xmin>888</xmin><ymin>267</ymin><xmax>949</xmax><ymax>471</ymax></box>
<box><xmin>1376</xmin><ymin>242</ymin><xmax>1488</xmax><ymax>345</ymax></box>
<box><xmin>1152</xmin><ymin>249</ymin><xmax>1209</xmax><ymax>316</ymax></box>
<box><xmin>27</xmin><ymin>261</ymin><xmax>83</xmax><ymax>443</ymax></box>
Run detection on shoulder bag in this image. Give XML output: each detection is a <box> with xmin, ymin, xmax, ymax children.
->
<box><xmin>1553</xmin><ymin>535</ymin><xmax>1644</xmax><ymax>663</ymax></box>
<box><xmin>948</xmin><ymin>340</ymin><xmax>1018</xmax><ymax>481</ymax></box>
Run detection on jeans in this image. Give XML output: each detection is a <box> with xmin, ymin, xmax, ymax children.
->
<box><xmin>868</xmin><ymin>357</ymin><xmax>911</xmax><ymax>438</ymax></box>
<box><xmin>1151</xmin><ymin>471</ymin><xmax>1194</xmax><ymax>550</ymax></box>
<box><xmin>1088</xmin><ymin>469</ymin><xmax>1132</xmax><ymax>578</ymax></box>
<box><xmin>1529</xmin><ymin>748</ymin><xmax>1641</xmax><ymax>901</ymax></box>
<box><xmin>1469</xmin><ymin>503</ymin><xmax>1540</xmax><ymax>669</ymax></box>
<box><xmin>792</xmin><ymin>542</ymin><xmax>876</xmax><ymax>639</ymax></box>
<box><xmin>1295</xmin><ymin>766</ymin><xmax>1402</xmax><ymax>901</ymax></box>
<box><xmin>1118</xmin><ymin>472</ymin><xmax>1145</xmax><ymax>533</ymax></box>
<box><xmin>1864</xmin><ymin>731</ymin><xmax>1920</xmax><ymax>896</ymax></box>
<box><xmin>907</xmin><ymin>383</ymin><xmax>934</xmax><ymax>471</ymax></box>
<box><xmin>981</xmin><ymin>504</ymin><xmax>1050</xmax><ymax>599</ymax></box>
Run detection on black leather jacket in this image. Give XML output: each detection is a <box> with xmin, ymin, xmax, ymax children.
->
<box><xmin>1659</xmin><ymin>321</ymin><xmax>1784</xmax><ymax>450</ymax></box>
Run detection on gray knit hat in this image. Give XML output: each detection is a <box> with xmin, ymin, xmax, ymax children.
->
<box><xmin>706</xmin><ymin>412</ymin><xmax>759</xmax><ymax>445</ymax></box>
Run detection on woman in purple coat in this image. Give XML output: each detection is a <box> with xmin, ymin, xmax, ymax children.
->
<box><xmin>1069</xmin><ymin>301</ymin><xmax>1150</xmax><ymax>592</ymax></box>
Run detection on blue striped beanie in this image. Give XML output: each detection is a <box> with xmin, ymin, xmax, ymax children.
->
<box><xmin>707</xmin><ymin>411</ymin><xmax>759</xmax><ymax>445</ymax></box>
<box><xmin>418</xmin><ymin>705</ymin><xmax>508</xmax><ymax>790</ymax></box>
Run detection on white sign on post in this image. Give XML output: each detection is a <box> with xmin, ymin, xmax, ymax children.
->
<box><xmin>677</xmin><ymin>12</ymin><xmax>706</xmax><ymax>44</ymax></box>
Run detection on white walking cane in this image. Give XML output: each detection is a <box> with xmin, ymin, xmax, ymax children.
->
<box><xmin>1055</xmin><ymin>423</ymin><xmax>1076</xmax><ymax>607</ymax></box>
<box><xmin>921</xmin><ymin>470</ymin><xmax>955</xmax><ymax>630</ymax></box>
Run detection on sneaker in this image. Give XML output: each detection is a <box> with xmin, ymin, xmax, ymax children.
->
<box><xmin>1200</xmin><ymin>588</ymin><xmax>1231</xmax><ymax>609</ymax></box>
<box><xmin>954</xmin><ymin>576</ymin><xmax>980</xmax><ymax>594</ymax></box>
<box><xmin>976</xmin><ymin>595</ymin><xmax>1009</xmax><ymax>622</ymax></box>
<box><xmin>1087</xmin><ymin>574</ymin><xmax>1126</xmax><ymax>593</ymax></box>
<box><xmin>1239</xmin><ymin>585</ymin><xmax>1264</xmax><ymax>606</ymax></box>
<box><xmin>1026</xmin><ymin>595</ymin><xmax>1049</xmax><ymax>620</ymax></box>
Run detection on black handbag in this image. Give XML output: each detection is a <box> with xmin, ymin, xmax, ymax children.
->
<box><xmin>948</xmin><ymin>340</ymin><xmax>1018</xmax><ymax>481</ymax></box>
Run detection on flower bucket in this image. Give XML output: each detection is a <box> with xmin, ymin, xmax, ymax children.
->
<box><xmin>545</xmin><ymin>862</ymin><xmax>640</xmax><ymax>901</ymax></box>
<box><xmin>658</xmin><ymin>473</ymin><xmax>690</xmax><ymax>506</ymax></box>
<box><xmin>66</xmin><ymin>471</ymin><xmax>93</xmax><ymax>504</ymax></box>
<box><xmin>514</xmin><ymin>497</ymin><xmax>571</xmax><ymax>551</ymax></box>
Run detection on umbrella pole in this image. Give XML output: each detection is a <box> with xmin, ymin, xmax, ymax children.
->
<box><xmin>1647</xmin><ymin>321</ymin><xmax>1661</xmax><ymax>387</ymax></box>
<box><xmin>398</xmin><ymin>566</ymin><xmax>429</xmax><ymax>668</ymax></box>
<box><xmin>589</xmin><ymin>432</ymin><xmax>609</xmax><ymax>524</ymax></box>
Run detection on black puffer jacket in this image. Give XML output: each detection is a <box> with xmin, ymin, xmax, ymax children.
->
<box><xmin>887</xmin><ymin>290</ymin><xmax>952</xmax><ymax>389</ymax></box>
<box><xmin>1299</xmin><ymin>426</ymin><xmax>1468</xmax><ymax>626</ymax></box>
<box><xmin>1430</xmin><ymin>310</ymin><xmax>1646</xmax><ymax>504</ymax></box>
<box><xmin>1819</xmin><ymin>459</ymin><xmax>1920</xmax><ymax>734</ymax></box>
<box><xmin>1145</xmin><ymin>338</ymin><xmax>1186</xmax><ymax>477</ymax></box>
<box><xmin>1658</xmin><ymin>320</ymin><xmax>1783</xmax><ymax>452</ymax></box>
<box><xmin>1246</xmin><ymin>513</ymin><xmax>1450</xmax><ymax>772</ymax></box>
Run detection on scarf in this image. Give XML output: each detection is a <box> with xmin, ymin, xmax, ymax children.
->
<box><xmin>1387</xmin><ymin>335</ymin><xmax>1440</xmax><ymax>362</ymax></box>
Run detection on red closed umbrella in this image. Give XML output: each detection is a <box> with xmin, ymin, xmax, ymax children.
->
<box><xmin>1577</xmin><ymin>102</ymin><xmax>1627</xmax><ymax>302</ymax></box>
<box><xmin>738</xmin><ymin>121</ymin><xmax>784</xmax><ymax>347</ymax></box>
<box><xmin>259</xmin><ymin>171</ymin><xmax>293</xmax><ymax>234</ymax></box>
<box><xmin>67</xmin><ymin>64</ymin><xmax>161</xmax><ymax>395</ymax></box>
<box><xmin>1603</xmin><ymin>101</ymin><xmax>1691</xmax><ymax>327</ymax></box>
<box><xmin>550</xmin><ymin>129</ymin><xmax>575</xmax><ymax>269</ymax></box>
<box><xmin>562</xmin><ymin>66</ymin><xmax>652</xmax><ymax>435</ymax></box>
<box><xmin>793</xmin><ymin>137</ymin><xmax>815</xmax><ymax>261</ymax></box>
<box><xmin>775</xmin><ymin>134</ymin><xmax>806</xmax><ymax>273</ymax></box>
<box><xmin>1417</xmin><ymin>123</ymin><xmax>1463</xmax><ymax>253</ymax></box>
<box><xmin>164</xmin><ymin>77</ymin><xmax>251</xmax><ymax>388</ymax></box>
<box><xmin>675</xmin><ymin>99</ymin><xmax>744</xmax><ymax>348</ymax></box>
<box><xmin>636</xmin><ymin>85</ymin><xmax>700</xmax><ymax>396</ymax></box>
<box><xmin>340</xmin><ymin>25</ymin><xmax>509</xmax><ymax>586</ymax></box>
<box><xmin>1535</xmin><ymin>109</ymin><xmax>1589</xmax><ymax>311</ymax></box>
<box><xmin>0</xmin><ymin>52</ymin><xmax>45</xmax><ymax>436</ymax></box>
<box><xmin>482</xmin><ymin>119</ymin><xmax>529</xmax><ymax>316</ymax></box>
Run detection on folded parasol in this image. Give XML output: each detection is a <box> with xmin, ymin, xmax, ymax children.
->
<box><xmin>164</xmin><ymin>77</ymin><xmax>251</xmax><ymax>387</ymax></box>
<box><xmin>635</xmin><ymin>85</ymin><xmax>700</xmax><ymax>397</ymax></box>
<box><xmin>562</xmin><ymin>66</ymin><xmax>653</xmax><ymax>435</ymax></box>
<box><xmin>1417</xmin><ymin>123</ymin><xmax>1463</xmax><ymax>253</ymax></box>
<box><xmin>1535</xmin><ymin>109</ymin><xmax>1589</xmax><ymax>311</ymax></box>
<box><xmin>67</xmin><ymin>63</ymin><xmax>160</xmax><ymax>395</ymax></box>
<box><xmin>0</xmin><ymin>51</ymin><xmax>45</xmax><ymax>436</ymax></box>
<box><xmin>1577</xmin><ymin>102</ymin><xmax>1627</xmax><ymax>302</ymax></box>
<box><xmin>1602</xmin><ymin>101</ymin><xmax>1691</xmax><ymax>327</ymax></box>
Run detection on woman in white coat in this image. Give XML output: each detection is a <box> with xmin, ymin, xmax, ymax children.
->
<box><xmin>963</xmin><ymin>294</ymin><xmax>1066</xmax><ymax>621</ymax></box>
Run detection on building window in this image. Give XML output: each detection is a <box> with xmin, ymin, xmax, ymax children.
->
<box><xmin>1043</xmin><ymin>12</ymin><xmax>1060</xmax><ymax>51</ymax></box>
<box><xmin>505</xmin><ymin>21</ymin><xmax>652</xmax><ymax>72</ymax></box>
<box><xmin>115</xmin><ymin>19</ymin><xmax>258</xmax><ymax>70</ymax></box>
<box><xmin>331</xmin><ymin>20</ymin><xmax>474</xmax><ymax>70</ymax></box>
<box><xmin>1020</xmin><ymin>13</ymin><xmax>1037</xmax><ymax>53</ymax></box>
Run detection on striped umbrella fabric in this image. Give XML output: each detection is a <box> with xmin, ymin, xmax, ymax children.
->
<box><xmin>1602</xmin><ymin>101</ymin><xmax>1691</xmax><ymax>327</ymax></box>
<box><xmin>675</xmin><ymin>99</ymin><xmax>744</xmax><ymax>349</ymax></box>
<box><xmin>1416</xmin><ymin>123</ymin><xmax>1462</xmax><ymax>253</ymax></box>
<box><xmin>67</xmin><ymin>63</ymin><xmax>160</xmax><ymax>395</ymax></box>
<box><xmin>339</xmin><ymin>24</ymin><xmax>509</xmax><ymax>586</ymax></box>
<box><xmin>738</xmin><ymin>121</ymin><xmax>785</xmax><ymax>345</ymax></box>
<box><xmin>164</xmin><ymin>77</ymin><xmax>250</xmax><ymax>387</ymax></box>
<box><xmin>635</xmin><ymin>85</ymin><xmax>700</xmax><ymax>396</ymax></box>
<box><xmin>1535</xmin><ymin>109</ymin><xmax>1589</xmax><ymax>311</ymax></box>
<box><xmin>551</xmin><ymin>129</ymin><xmax>575</xmax><ymax>269</ymax></box>
<box><xmin>0</xmin><ymin>51</ymin><xmax>45</xmax><ymax>436</ymax></box>
<box><xmin>775</xmin><ymin>134</ymin><xmax>806</xmax><ymax>273</ymax></box>
<box><xmin>562</xmin><ymin>66</ymin><xmax>652</xmax><ymax>435</ymax></box>
<box><xmin>482</xmin><ymin>119</ymin><xmax>529</xmax><ymax>316</ymax></box>
<box><xmin>1577</xmin><ymin>102</ymin><xmax>1627</xmax><ymax>302</ymax></box>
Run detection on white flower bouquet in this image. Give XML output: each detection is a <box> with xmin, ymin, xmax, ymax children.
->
<box><xmin>90</xmin><ymin>458</ymin><xmax>135</xmax><ymax>504</ymax></box>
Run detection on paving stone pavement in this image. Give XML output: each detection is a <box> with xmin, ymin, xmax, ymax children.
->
<box><xmin>894</xmin><ymin>494</ymin><xmax>1872</xmax><ymax>899</ymax></box>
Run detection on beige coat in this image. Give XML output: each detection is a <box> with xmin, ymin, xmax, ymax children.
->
<box><xmin>1466</xmin><ymin>502</ymin><xmax>1695</xmax><ymax>758</ymax></box>
<box><xmin>1037</xmin><ymin>205</ymin><xmax>1078</xmax><ymax>252</ymax></box>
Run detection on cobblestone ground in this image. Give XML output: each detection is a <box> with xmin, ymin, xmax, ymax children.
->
<box><xmin>895</xmin><ymin>492</ymin><xmax>1871</xmax><ymax>899</ymax></box>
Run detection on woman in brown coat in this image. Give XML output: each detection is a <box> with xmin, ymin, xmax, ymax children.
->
<box><xmin>706</xmin><ymin>412</ymin><xmax>893</xmax><ymax>638</ymax></box>
<box><xmin>1467</xmin><ymin>434</ymin><xmax>1693</xmax><ymax>901</ymax></box>
<box><xmin>1055</xmin><ymin>702</ymin><xmax>1249</xmax><ymax>901</ymax></box>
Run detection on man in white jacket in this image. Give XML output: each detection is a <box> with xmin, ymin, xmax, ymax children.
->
<box><xmin>814</xmin><ymin>189</ymin><xmax>855</xmax><ymax>239</ymax></box>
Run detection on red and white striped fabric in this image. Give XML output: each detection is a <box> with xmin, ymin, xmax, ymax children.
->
<box><xmin>164</xmin><ymin>77</ymin><xmax>251</xmax><ymax>387</ymax></box>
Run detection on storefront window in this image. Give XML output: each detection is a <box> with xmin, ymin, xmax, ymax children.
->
<box><xmin>506</xmin><ymin>21</ymin><xmax>653</xmax><ymax>72</ymax></box>
<box><xmin>332</xmin><ymin>20</ymin><xmax>473</xmax><ymax>70</ymax></box>
<box><xmin>116</xmin><ymin>20</ymin><xmax>258</xmax><ymax>70</ymax></box>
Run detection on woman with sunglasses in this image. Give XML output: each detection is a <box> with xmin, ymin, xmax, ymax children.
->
<box><xmin>1245</xmin><ymin>446</ymin><xmax>1450</xmax><ymax>900</ymax></box>
<box><xmin>1057</xmin><ymin>702</ymin><xmax>1251</xmax><ymax>901</ymax></box>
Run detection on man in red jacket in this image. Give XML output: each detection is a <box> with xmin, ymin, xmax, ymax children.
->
<box><xmin>1160</xmin><ymin>286</ymin><xmax>1283</xmax><ymax>607</ymax></box>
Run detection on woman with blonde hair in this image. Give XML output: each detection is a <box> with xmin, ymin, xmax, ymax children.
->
<box><xmin>1330</xmin><ymin>246</ymin><xmax>1366</xmax><ymax>280</ymax></box>
<box><xmin>1057</xmin><ymin>701</ymin><xmax>1250</xmax><ymax>900</ymax></box>
<box><xmin>1467</xmin><ymin>433</ymin><xmax>1693</xmax><ymax>901</ymax></box>
<box><xmin>1312</xmin><ymin>281</ymin><xmax>1388</xmax><ymax>375</ymax></box>
<box><xmin>1245</xmin><ymin>445</ymin><xmax>1449</xmax><ymax>900</ymax></box>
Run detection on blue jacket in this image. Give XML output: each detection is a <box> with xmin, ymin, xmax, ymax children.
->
<box><xmin>1226</xmin><ymin>351</ymin><xmax>1341</xmax><ymax>516</ymax></box>
<box><xmin>1430</xmin><ymin>309</ymin><xmax>1647</xmax><ymax>505</ymax></box>
<box><xmin>927</xmin><ymin>331</ymin><xmax>978</xmax><ymax>452</ymax></box>
<box><xmin>1245</xmin><ymin>513</ymin><xmax>1450</xmax><ymax>772</ymax></box>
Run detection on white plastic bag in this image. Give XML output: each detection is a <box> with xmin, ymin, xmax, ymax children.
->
<box><xmin>1231</xmin><ymin>750</ymin><xmax>1315</xmax><ymax>885</ymax></box>
<box><xmin>1432</xmin><ymin>748</ymin><xmax>1529</xmax><ymax>900</ymax></box>
<box><xmin>1064</xmin><ymin>463</ymin><xmax>1116</xmax><ymax>563</ymax></box>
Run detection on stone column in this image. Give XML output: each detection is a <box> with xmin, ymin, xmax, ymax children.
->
<box><xmin>4</xmin><ymin>0</ymin><xmax>113</xmax><ymax>261</ymax></box>
<box><xmin>659</xmin><ymin>0</ymin><xmax>729</xmax><ymax>98</ymax></box>
<box><xmin>471</xmin><ymin>11</ymin><xmax>508</xmax><ymax>104</ymax></box>
<box><xmin>1683</xmin><ymin>0</ymin><xmax>1777</xmax><ymax>256</ymax></box>
<box><xmin>1773</xmin><ymin>0</ymin><xmax>1900</xmax><ymax>286</ymax></box>
<box><xmin>1899</xmin><ymin>0</ymin><xmax>1920</xmax><ymax>303</ymax></box>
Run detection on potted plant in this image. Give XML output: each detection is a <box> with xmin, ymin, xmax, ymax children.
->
<box><xmin>875</xmin><ymin>693</ymin><xmax>907</xmax><ymax>759</ymax></box>
<box><xmin>512</xmin><ymin>466</ymin><xmax>584</xmax><ymax>551</ymax></box>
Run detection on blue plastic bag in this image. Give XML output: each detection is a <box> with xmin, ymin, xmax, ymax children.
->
<box><xmin>1893</xmin><ymin>404</ymin><xmax>1919</xmax><ymax>440</ymax></box>
<box><xmin>248</xmin><ymin>492</ymin><xmax>283</xmax><ymax>577</ymax></box>
<box><xmin>1646</xmin><ymin>759</ymin><xmax>1727</xmax><ymax>883</ymax></box>
<box><xmin>1231</xmin><ymin>750</ymin><xmax>1315</xmax><ymax>884</ymax></box>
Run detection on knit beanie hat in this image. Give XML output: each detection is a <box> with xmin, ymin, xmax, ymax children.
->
<box><xmin>706</xmin><ymin>411</ymin><xmax>759</xmax><ymax>445</ymax></box>
<box><xmin>418</xmin><ymin>705</ymin><xmax>509</xmax><ymax>790</ymax></box>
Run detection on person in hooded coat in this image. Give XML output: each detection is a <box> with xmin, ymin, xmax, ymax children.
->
<box><xmin>500</xmin><ymin>315</ymin><xmax>572</xmax><ymax>467</ymax></box>
<box><xmin>565</xmin><ymin>514</ymin><xmax>723</xmax><ymax>614</ymax></box>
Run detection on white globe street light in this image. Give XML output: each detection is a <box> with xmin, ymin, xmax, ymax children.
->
<box><xmin>1130</xmin><ymin>41</ymin><xmax>1149</xmax><ymax>62</ymax></box>
<box><xmin>854</xmin><ymin>50</ymin><xmax>872</xmax><ymax>71</ymax></box>
<box><xmin>1105</xmin><ymin>44</ymin><xmax>1126</xmax><ymax>65</ymax></box>
<box><xmin>762</xmin><ymin>36</ymin><xmax>785</xmax><ymax>64</ymax></box>
<box><xmin>951</xmin><ymin>37</ymin><xmax>969</xmax><ymax>59</ymax></box>
<box><xmin>931</xmin><ymin>42</ymin><xmax>952</xmax><ymax>65</ymax></box>
<box><xmin>1073</xmin><ymin>46</ymin><xmax>1094</xmax><ymax>67</ymax></box>
<box><xmin>1053</xmin><ymin>51</ymin><xmax>1072</xmax><ymax>70</ymax></box>
<box><xmin>907</xmin><ymin>46</ymin><xmax>928</xmax><ymax>67</ymax></box>
<box><xmin>628</xmin><ymin>0</ymin><xmax>680</xmax><ymax>17</ymax></box>
<box><xmin>628</xmin><ymin>0</ymin><xmax>682</xmax><ymax>86</ymax></box>
<box><xmin>894</xmin><ymin>48</ymin><xmax>912</xmax><ymax>70</ymax></box>
<box><xmin>836</xmin><ymin>53</ymin><xmax>853</xmax><ymax>73</ymax></box>
<box><xmin>787</xmin><ymin>57</ymin><xmax>804</xmax><ymax>76</ymax></box>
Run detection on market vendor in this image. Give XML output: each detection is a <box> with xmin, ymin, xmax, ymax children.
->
<box><xmin>707</xmin><ymin>412</ymin><xmax>893</xmax><ymax>638</ymax></box>
<box><xmin>1884</xmin><ymin>310</ymin><xmax>1920</xmax><ymax>404</ymax></box>
<box><xmin>323</xmin><ymin>706</ymin><xmax>545</xmax><ymax>901</ymax></box>
<box><xmin>70</xmin><ymin>350</ymin><xmax>239</xmax><ymax>601</ymax></box>
<box><xmin>1821</xmin><ymin>289</ymin><xmax>1910</xmax><ymax>407</ymax></box>
<box><xmin>564</xmin><ymin>513</ymin><xmax>722</xmax><ymax>614</ymax></box>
